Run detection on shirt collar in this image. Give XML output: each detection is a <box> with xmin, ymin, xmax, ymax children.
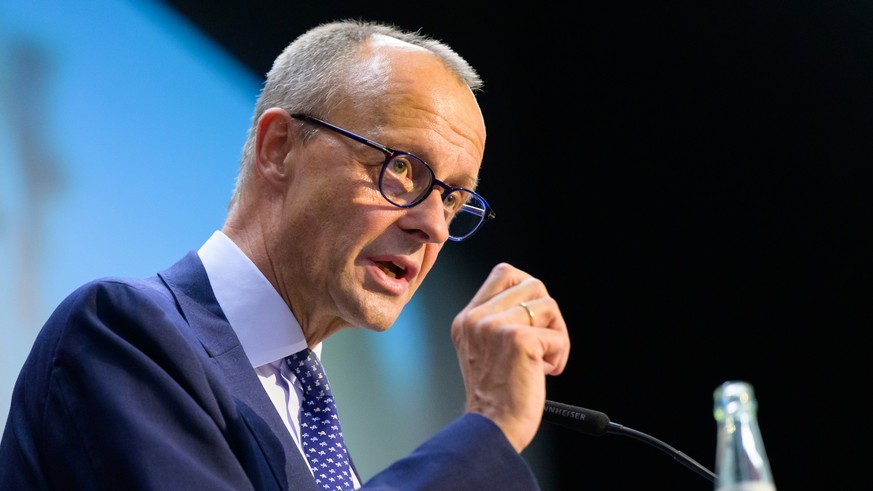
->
<box><xmin>197</xmin><ymin>230</ymin><xmax>320</xmax><ymax>367</ymax></box>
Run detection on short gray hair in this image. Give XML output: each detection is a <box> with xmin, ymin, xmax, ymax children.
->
<box><xmin>228</xmin><ymin>18</ymin><xmax>483</xmax><ymax>210</ymax></box>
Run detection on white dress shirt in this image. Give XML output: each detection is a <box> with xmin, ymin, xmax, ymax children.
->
<box><xmin>197</xmin><ymin>231</ymin><xmax>360</xmax><ymax>488</ymax></box>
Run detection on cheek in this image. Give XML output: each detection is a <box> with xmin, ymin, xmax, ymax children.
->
<box><xmin>299</xmin><ymin>179</ymin><xmax>389</xmax><ymax>245</ymax></box>
<box><xmin>294</xmin><ymin>171</ymin><xmax>351</xmax><ymax>222</ymax></box>
<box><xmin>290</xmin><ymin>160</ymin><xmax>391</xmax><ymax>245</ymax></box>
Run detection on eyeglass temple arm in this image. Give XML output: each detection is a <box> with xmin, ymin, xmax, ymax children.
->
<box><xmin>291</xmin><ymin>113</ymin><xmax>395</xmax><ymax>155</ymax></box>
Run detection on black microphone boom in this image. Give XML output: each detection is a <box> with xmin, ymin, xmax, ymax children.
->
<box><xmin>543</xmin><ymin>400</ymin><xmax>717</xmax><ymax>483</ymax></box>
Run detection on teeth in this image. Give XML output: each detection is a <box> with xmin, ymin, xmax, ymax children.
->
<box><xmin>380</xmin><ymin>263</ymin><xmax>397</xmax><ymax>278</ymax></box>
<box><xmin>377</xmin><ymin>261</ymin><xmax>404</xmax><ymax>279</ymax></box>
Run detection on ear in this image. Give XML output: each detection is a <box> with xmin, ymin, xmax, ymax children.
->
<box><xmin>254</xmin><ymin>108</ymin><xmax>296</xmax><ymax>184</ymax></box>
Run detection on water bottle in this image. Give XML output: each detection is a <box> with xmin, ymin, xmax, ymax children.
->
<box><xmin>713</xmin><ymin>380</ymin><xmax>776</xmax><ymax>491</ymax></box>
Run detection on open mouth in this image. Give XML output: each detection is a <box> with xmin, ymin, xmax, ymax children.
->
<box><xmin>376</xmin><ymin>260</ymin><xmax>406</xmax><ymax>279</ymax></box>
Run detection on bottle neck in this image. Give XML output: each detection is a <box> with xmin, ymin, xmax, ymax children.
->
<box><xmin>713</xmin><ymin>381</ymin><xmax>776</xmax><ymax>490</ymax></box>
<box><xmin>714</xmin><ymin>411</ymin><xmax>775</xmax><ymax>484</ymax></box>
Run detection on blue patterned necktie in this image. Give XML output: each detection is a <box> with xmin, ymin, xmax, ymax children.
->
<box><xmin>287</xmin><ymin>348</ymin><xmax>355</xmax><ymax>490</ymax></box>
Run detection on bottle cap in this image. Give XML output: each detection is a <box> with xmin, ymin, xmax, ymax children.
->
<box><xmin>714</xmin><ymin>380</ymin><xmax>757</xmax><ymax>418</ymax></box>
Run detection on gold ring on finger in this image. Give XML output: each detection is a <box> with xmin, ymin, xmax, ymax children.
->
<box><xmin>519</xmin><ymin>301</ymin><xmax>535</xmax><ymax>326</ymax></box>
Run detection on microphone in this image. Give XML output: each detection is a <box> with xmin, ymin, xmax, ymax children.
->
<box><xmin>543</xmin><ymin>400</ymin><xmax>717</xmax><ymax>483</ymax></box>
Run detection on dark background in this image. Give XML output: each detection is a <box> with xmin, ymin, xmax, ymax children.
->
<box><xmin>161</xmin><ymin>1</ymin><xmax>870</xmax><ymax>489</ymax></box>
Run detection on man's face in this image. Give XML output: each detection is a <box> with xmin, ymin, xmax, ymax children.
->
<box><xmin>270</xmin><ymin>47</ymin><xmax>486</xmax><ymax>337</ymax></box>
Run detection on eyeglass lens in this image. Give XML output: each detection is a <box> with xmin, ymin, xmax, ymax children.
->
<box><xmin>379</xmin><ymin>154</ymin><xmax>487</xmax><ymax>240</ymax></box>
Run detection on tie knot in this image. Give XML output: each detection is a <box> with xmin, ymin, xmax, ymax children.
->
<box><xmin>287</xmin><ymin>348</ymin><xmax>329</xmax><ymax>396</ymax></box>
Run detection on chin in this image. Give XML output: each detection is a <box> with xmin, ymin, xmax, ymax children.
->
<box><xmin>364</xmin><ymin>323</ymin><xmax>392</xmax><ymax>333</ymax></box>
<box><xmin>355</xmin><ymin>300</ymin><xmax>403</xmax><ymax>332</ymax></box>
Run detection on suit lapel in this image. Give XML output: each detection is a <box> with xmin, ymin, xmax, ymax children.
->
<box><xmin>158</xmin><ymin>251</ymin><xmax>319</xmax><ymax>490</ymax></box>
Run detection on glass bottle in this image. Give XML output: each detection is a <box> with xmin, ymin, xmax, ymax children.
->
<box><xmin>713</xmin><ymin>380</ymin><xmax>776</xmax><ymax>491</ymax></box>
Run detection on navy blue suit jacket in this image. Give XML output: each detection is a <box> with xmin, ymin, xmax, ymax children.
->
<box><xmin>0</xmin><ymin>252</ymin><xmax>539</xmax><ymax>490</ymax></box>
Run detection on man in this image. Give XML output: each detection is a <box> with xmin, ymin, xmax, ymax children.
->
<box><xmin>0</xmin><ymin>19</ymin><xmax>570</xmax><ymax>490</ymax></box>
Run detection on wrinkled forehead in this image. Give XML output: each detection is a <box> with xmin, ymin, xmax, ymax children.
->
<box><xmin>339</xmin><ymin>37</ymin><xmax>486</xmax><ymax>187</ymax></box>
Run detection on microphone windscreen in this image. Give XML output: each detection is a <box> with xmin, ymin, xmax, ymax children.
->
<box><xmin>543</xmin><ymin>400</ymin><xmax>611</xmax><ymax>436</ymax></box>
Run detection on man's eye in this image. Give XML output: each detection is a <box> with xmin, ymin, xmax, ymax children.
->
<box><xmin>390</xmin><ymin>158</ymin><xmax>410</xmax><ymax>177</ymax></box>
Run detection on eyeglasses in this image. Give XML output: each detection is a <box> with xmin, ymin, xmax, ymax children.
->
<box><xmin>291</xmin><ymin>113</ymin><xmax>495</xmax><ymax>241</ymax></box>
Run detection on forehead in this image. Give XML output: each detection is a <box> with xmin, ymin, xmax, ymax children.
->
<box><xmin>364</xmin><ymin>44</ymin><xmax>487</xmax><ymax>188</ymax></box>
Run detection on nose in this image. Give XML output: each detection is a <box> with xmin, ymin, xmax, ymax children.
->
<box><xmin>397</xmin><ymin>188</ymin><xmax>450</xmax><ymax>243</ymax></box>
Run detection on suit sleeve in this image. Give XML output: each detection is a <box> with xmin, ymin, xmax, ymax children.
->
<box><xmin>2</xmin><ymin>275</ymin><xmax>541</xmax><ymax>491</ymax></box>
<box><xmin>0</xmin><ymin>279</ymin><xmax>261</xmax><ymax>491</ymax></box>
<box><xmin>362</xmin><ymin>413</ymin><xmax>540</xmax><ymax>491</ymax></box>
